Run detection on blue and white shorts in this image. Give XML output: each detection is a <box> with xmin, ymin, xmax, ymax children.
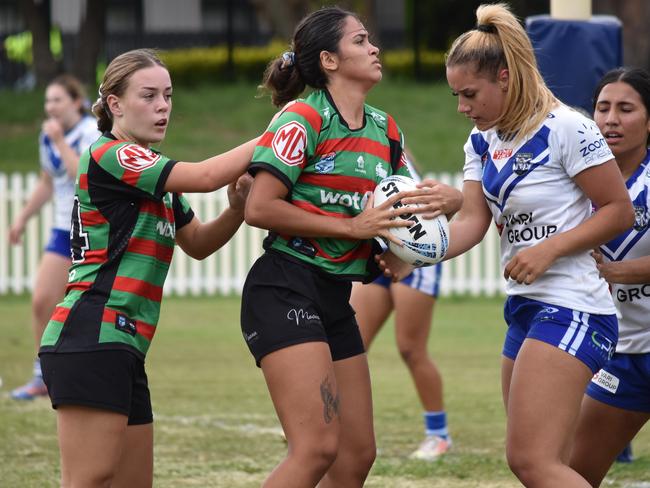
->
<box><xmin>45</xmin><ymin>228</ymin><xmax>71</xmax><ymax>259</ymax></box>
<box><xmin>502</xmin><ymin>296</ymin><xmax>618</xmax><ymax>374</ymax></box>
<box><xmin>587</xmin><ymin>352</ymin><xmax>650</xmax><ymax>413</ymax></box>
<box><xmin>373</xmin><ymin>263</ymin><xmax>442</xmax><ymax>298</ymax></box>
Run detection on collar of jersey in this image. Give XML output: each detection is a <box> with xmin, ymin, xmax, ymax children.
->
<box><xmin>323</xmin><ymin>88</ymin><xmax>368</xmax><ymax>132</ymax></box>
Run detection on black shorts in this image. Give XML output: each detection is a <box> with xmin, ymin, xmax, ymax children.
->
<box><xmin>241</xmin><ymin>251</ymin><xmax>365</xmax><ymax>367</ymax></box>
<box><xmin>40</xmin><ymin>349</ymin><xmax>153</xmax><ymax>425</ymax></box>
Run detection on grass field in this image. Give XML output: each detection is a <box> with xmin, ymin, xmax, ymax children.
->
<box><xmin>1</xmin><ymin>294</ymin><xmax>649</xmax><ymax>487</ymax></box>
<box><xmin>0</xmin><ymin>80</ymin><xmax>473</xmax><ymax>175</ymax></box>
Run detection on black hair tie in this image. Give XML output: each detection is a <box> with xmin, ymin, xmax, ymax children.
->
<box><xmin>476</xmin><ymin>24</ymin><xmax>497</xmax><ymax>34</ymax></box>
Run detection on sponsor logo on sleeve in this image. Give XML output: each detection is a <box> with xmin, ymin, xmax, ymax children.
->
<box><xmin>272</xmin><ymin>121</ymin><xmax>307</xmax><ymax>166</ymax></box>
<box><xmin>577</xmin><ymin>123</ymin><xmax>611</xmax><ymax>163</ymax></box>
<box><xmin>116</xmin><ymin>144</ymin><xmax>161</xmax><ymax>172</ymax></box>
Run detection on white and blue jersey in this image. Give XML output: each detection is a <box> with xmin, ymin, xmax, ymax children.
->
<box><xmin>463</xmin><ymin>104</ymin><xmax>616</xmax><ymax>315</ymax></box>
<box><xmin>599</xmin><ymin>150</ymin><xmax>650</xmax><ymax>354</ymax></box>
<box><xmin>39</xmin><ymin>115</ymin><xmax>99</xmax><ymax>230</ymax></box>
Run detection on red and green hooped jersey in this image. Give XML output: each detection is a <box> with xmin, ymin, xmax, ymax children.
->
<box><xmin>40</xmin><ymin>133</ymin><xmax>194</xmax><ymax>359</ymax></box>
<box><xmin>250</xmin><ymin>89</ymin><xmax>412</xmax><ymax>280</ymax></box>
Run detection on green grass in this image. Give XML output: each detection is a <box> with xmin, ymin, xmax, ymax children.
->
<box><xmin>1</xmin><ymin>295</ymin><xmax>649</xmax><ymax>487</ymax></box>
<box><xmin>0</xmin><ymin>80</ymin><xmax>472</xmax><ymax>175</ymax></box>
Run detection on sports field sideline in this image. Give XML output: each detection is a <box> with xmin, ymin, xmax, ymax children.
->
<box><xmin>1</xmin><ymin>294</ymin><xmax>648</xmax><ymax>487</ymax></box>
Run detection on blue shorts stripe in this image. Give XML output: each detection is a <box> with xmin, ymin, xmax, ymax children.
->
<box><xmin>502</xmin><ymin>296</ymin><xmax>618</xmax><ymax>374</ymax></box>
<box><xmin>568</xmin><ymin>314</ymin><xmax>589</xmax><ymax>356</ymax></box>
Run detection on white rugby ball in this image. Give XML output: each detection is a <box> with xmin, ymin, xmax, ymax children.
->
<box><xmin>373</xmin><ymin>175</ymin><xmax>449</xmax><ymax>267</ymax></box>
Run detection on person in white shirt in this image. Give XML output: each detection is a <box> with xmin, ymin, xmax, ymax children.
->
<box><xmin>439</xmin><ymin>4</ymin><xmax>634</xmax><ymax>486</ymax></box>
<box><xmin>570</xmin><ymin>67</ymin><xmax>650</xmax><ymax>487</ymax></box>
<box><xmin>8</xmin><ymin>74</ymin><xmax>100</xmax><ymax>400</ymax></box>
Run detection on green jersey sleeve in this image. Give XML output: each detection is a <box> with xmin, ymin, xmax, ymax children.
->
<box><xmin>92</xmin><ymin>140</ymin><xmax>176</xmax><ymax>201</ymax></box>
<box><xmin>249</xmin><ymin>101</ymin><xmax>323</xmax><ymax>191</ymax></box>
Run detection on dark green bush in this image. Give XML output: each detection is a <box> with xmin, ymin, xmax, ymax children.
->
<box><xmin>160</xmin><ymin>42</ymin><xmax>446</xmax><ymax>84</ymax></box>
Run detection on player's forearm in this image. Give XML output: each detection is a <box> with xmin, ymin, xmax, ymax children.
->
<box><xmin>16</xmin><ymin>178</ymin><xmax>53</xmax><ymax>223</ymax></box>
<box><xmin>245</xmin><ymin>197</ymin><xmax>353</xmax><ymax>239</ymax></box>
<box><xmin>53</xmin><ymin>139</ymin><xmax>81</xmax><ymax>179</ymax></box>
<box><xmin>187</xmin><ymin>207</ymin><xmax>246</xmax><ymax>260</ymax></box>
<box><xmin>602</xmin><ymin>256</ymin><xmax>650</xmax><ymax>284</ymax></box>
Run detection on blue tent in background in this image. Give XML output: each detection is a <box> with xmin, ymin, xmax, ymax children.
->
<box><xmin>526</xmin><ymin>15</ymin><xmax>623</xmax><ymax>114</ymax></box>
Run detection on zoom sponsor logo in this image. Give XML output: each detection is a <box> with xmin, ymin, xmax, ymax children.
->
<box><xmin>577</xmin><ymin>123</ymin><xmax>611</xmax><ymax>164</ymax></box>
<box><xmin>287</xmin><ymin>309</ymin><xmax>321</xmax><ymax>326</ymax></box>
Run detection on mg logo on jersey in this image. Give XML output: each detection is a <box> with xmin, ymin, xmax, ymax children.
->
<box><xmin>155</xmin><ymin>221</ymin><xmax>175</xmax><ymax>239</ymax></box>
<box><xmin>116</xmin><ymin>144</ymin><xmax>161</xmax><ymax>172</ymax></box>
<box><xmin>513</xmin><ymin>152</ymin><xmax>533</xmax><ymax>175</ymax></box>
<box><xmin>272</xmin><ymin>121</ymin><xmax>307</xmax><ymax>166</ymax></box>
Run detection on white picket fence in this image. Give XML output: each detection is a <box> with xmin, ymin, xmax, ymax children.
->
<box><xmin>0</xmin><ymin>172</ymin><xmax>505</xmax><ymax>297</ymax></box>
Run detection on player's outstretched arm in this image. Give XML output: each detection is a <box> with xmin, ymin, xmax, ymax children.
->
<box><xmin>175</xmin><ymin>174</ymin><xmax>252</xmax><ymax>260</ymax></box>
<box><xmin>164</xmin><ymin>137</ymin><xmax>260</xmax><ymax>194</ymax></box>
<box><xmin>402</xmin><ymin>179</ymin><xmax>464</xmax><ymax>220</ymax></box>
<box><xmin>8</xmin><ymin>171</ymin><xmax>53</xmax><ymax>245</ymax></box>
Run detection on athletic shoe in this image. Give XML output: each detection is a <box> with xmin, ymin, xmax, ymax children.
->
<box><xmin>410</xmin><ymin>435</ymin><xmax>452</xmax><ymax>461</ymax></box>
<box><xmin>10</xmin><ymin>377</ymin><xmax>48</xmax><ymax>400</ymax></box>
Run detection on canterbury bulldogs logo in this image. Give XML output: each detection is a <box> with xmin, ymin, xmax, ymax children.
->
<box><xmin>513</xmin><ymin>152</ymin><xmax>533</xmax><ymax>175</ymax></box>
<box><xmin>633</xmin><ymin>205</ymin><xmax>650</xmax><ymax>231</ymax></box>
<box><xmin>315</xmin><ymin>152</ymin><xmax>336</xmax><ymax>174</ymax></box>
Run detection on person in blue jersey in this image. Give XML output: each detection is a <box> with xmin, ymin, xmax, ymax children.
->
<box><xmin>439</xmin><ymin>4</ymin><xmax>634</xmax><ymax>487</ymax></box>
<box><xmin>569</xmin><ymin>67</ymin><xmax>650</xmax><ymax>487</ymax></box>
<box><xmin>8</xmin><ymin>74</ymin><xmax>100</xmax><ymax>400</ymax></box>
<box><xmin>350</xmin><ymin>157</ymin><xmax>451</xmax><ymax>461</ymax></box>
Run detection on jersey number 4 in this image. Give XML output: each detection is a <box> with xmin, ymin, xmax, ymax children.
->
<box><xmin>70</xmin><ymin>196</ymin><xmax>90</xmax><ymax>264</ymax></box>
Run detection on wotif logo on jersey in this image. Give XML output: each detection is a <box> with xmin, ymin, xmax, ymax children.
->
<box><xmin>156</xmin><ymin>221</ymin><xmax>175</xmax><ymax>238</ymax></box>
<box><xmin>272</xmin><ymin>121</ymin><xmax>306</xmax><ymax>166</ymax></box>
<box><xmin>320</xmin><ymin>190</ymin><xmax>371</xmax><ymax>210</ymax></box>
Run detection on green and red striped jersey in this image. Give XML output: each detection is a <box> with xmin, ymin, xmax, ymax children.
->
<box><xmin>250</xmin><ymin>89</ymin><xmax>412</xmax><ymax>280</ymax></box>
<box><xmin>40</xmin><ymin>133</ymin><xmax>194</xmax><ymax>359</ymax></box>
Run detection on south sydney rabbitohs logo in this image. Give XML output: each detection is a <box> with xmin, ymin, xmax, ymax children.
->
<box><xmin>512</xmin><ymin>152</ymin><xmax>532</xmax><ymax>175</ymax></box>
<box><xmin>116</xmin><ymin>144</ymin><xmax>161</xmax><ymax>172</ymax></box>
<box><xmin>272</xmin><ymin>121</ymin><xmax>307</xmax><ymax>166</ymax></box>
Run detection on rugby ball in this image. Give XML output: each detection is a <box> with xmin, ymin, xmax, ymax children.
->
<box><xmin>373</xmin><ymin>175</ymin><xmax>449</xmax><ymax>267</ymax></box>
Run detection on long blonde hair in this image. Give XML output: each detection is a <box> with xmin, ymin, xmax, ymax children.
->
<box><xmin>446</xmin><ymin>3</ymin><xmax>557</xmax><ymax>139</ymax></box>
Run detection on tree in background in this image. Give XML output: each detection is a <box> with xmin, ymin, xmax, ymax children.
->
<box><xmin>593</xmin><ymin>0</ymin><xmax>650</xmax><ymax>72</ymax></box>
<box><xmin>19</xmin><ymin>0</ymin><xmax>106</xmax><ymax>86</ymax></box>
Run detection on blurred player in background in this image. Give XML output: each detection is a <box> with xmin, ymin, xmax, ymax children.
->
<box><xmin>350</xmin><ymin>155</ymin><xmax>450</xmax><ymax>461</ymax></box>
<box><xmin>441</xmin><ymin>4</ymin><xmax>634</xmax><ymax>486</ymax></box>
<box><xmin>38</xmin><ymin>49</ymin><xmax>259</xmax><ymax>488</ymax></box>
<box><xmin>570</xmin><ymin>67</ymin><xmax>650</xmax><ymax>487</ymax></box>
<box><xmin>8</xmin><ymin>74</ymin><xmax>99</xmax><ymax>400</ymax></box>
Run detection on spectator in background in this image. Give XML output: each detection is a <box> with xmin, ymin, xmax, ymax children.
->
<box><xmin>8</xmin><ymin>74</ymin><xmax>99</xmax><ymax>400</ymax></box>
<box><xmin>570</xmin><ymin>67</ymin><xmax>650</xmax><ymax>487</ymax></box>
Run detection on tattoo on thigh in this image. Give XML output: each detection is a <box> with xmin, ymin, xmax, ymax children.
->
<box><xmin>320</xmin><ymin>374</ymin><xmax>339</xmax><ymax>424</ymax></box>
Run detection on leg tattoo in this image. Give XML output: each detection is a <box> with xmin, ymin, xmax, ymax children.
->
<box><xmin>320</xmin><ymin>374</ymin><xmax>340</xmax><ymax>424</ymax></box>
